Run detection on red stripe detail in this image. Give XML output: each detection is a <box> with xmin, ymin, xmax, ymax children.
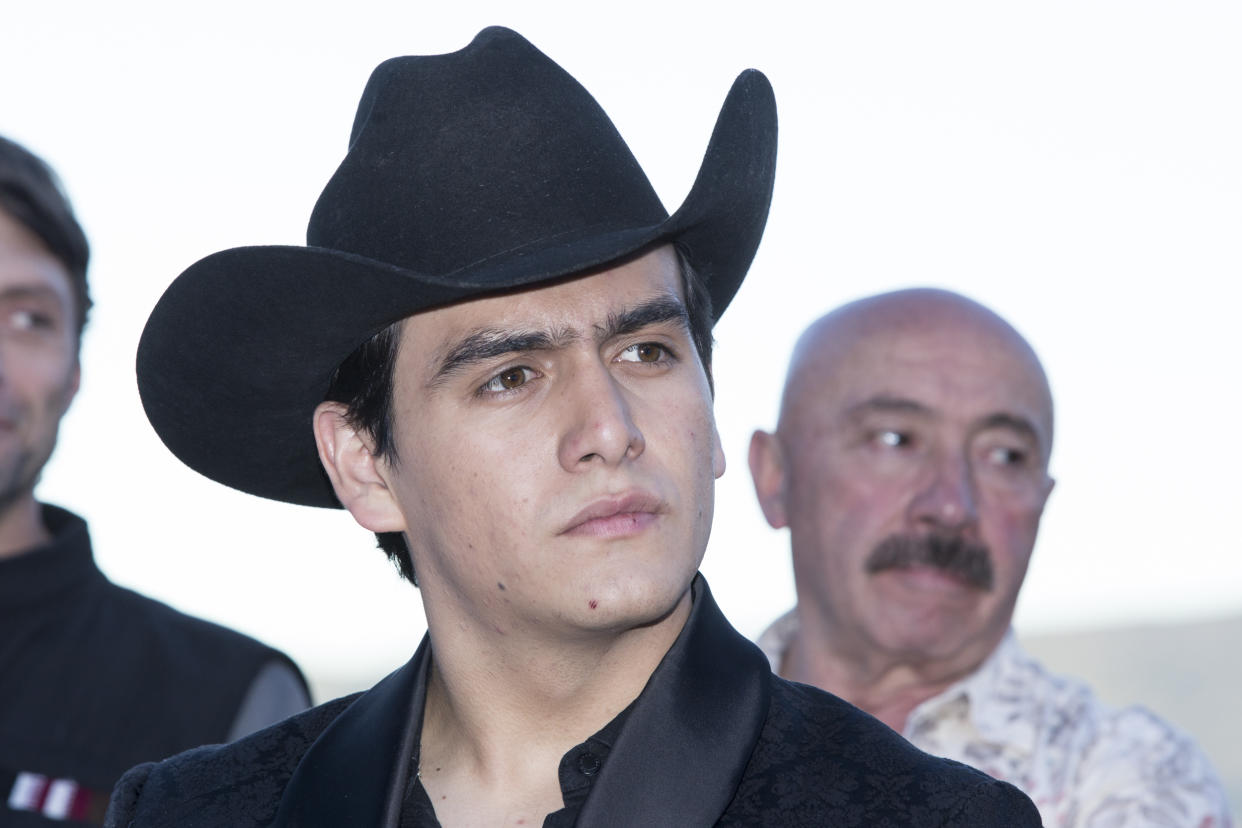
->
<box><xmin>69</xmin><ymin>785</ymin><xmax>92</xmax><ymax>820</ymax></box>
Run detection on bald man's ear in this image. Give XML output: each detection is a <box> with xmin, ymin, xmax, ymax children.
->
<box><xmin>313</xmin><ymin>402</ymin><xmax>407</xmax><ymax>534</ymax></box>
<box><xmin>748</xmin><ymin>430</ymin><xmax>789</xmax><ymax>529</ymax></box>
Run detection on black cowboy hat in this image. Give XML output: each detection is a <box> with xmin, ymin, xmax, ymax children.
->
<box><xmin>137</xmin><ymin>26</ymin><xmax>777</xmax><ymax>508</ymax></box>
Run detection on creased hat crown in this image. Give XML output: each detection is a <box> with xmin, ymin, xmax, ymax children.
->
<box><xmin>310</xmin><ymin>28</ymin><xmax>668</xmax><ymax>278</ymax></box>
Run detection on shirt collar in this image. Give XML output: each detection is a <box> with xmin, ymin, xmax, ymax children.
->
<box><xmin>910</xmin><ymin>630</ymin><xmax>1041</xmax><ymax>752</ymax></box>
<box><xmin>274</xmin><ymin>575</ymin><xmax>771</xmax><ymax>827</ymax></box>
<box><xmin>575</xmin><ymin>575</ymin><xmax>770</xmax><ymax>825</ymax></box>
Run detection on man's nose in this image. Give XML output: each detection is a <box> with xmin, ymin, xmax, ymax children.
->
<box><xmin>908</xmin><ymin>451</ymin><xmax>980</xmax><ymax>532</ymax></box>
<box><xmin>557</xmin><ymin>362</ymin><xmax>645</xmax><ymax>471</ymax></box>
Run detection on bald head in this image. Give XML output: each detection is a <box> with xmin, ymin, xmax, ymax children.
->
<box><xmin>778</xmin><ymin>288</ymin><xmax>1053</xmax><ymax>461</ymax></box>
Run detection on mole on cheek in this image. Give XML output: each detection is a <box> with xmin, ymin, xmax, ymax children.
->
<box><xmin>588</xmin><ymin>599</ymin><xmax>598</xmax><ymax>610</ymax></box>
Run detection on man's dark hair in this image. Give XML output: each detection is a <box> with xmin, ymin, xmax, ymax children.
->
<box><xmin>324</xmin><ymin>245</ymin><xmax>714</xmax><ymax>585</ymax></box>
<box><xmin>0</xmin><ymin>135</ymin><xmax>92</xmax><ymax>343</ymax></box>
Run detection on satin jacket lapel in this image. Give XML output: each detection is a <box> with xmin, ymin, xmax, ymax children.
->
<box><xmin>575</xmin><ymin>577</ymin><xmax>770</xmax><ymax>827</ymax></box>
<box><xmin>272</xmin><ymin>638</ymin><xmax>430</xmax><ymax>828</ymax></box>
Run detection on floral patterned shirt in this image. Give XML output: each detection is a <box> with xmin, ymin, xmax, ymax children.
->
<box><xmin>758</xmin><ymin>610</ymin><xmax>1234</xmax><ymax>827</ymax></box>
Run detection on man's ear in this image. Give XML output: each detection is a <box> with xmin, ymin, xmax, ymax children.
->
<box><xmin>748</xmin><ymin>429</ymin><xmax>789</xmax><ymax>529</ymax></box>
<box><xmin>312</xmin><ymin>402</ymin><xmax>407</xmax><ymax>533</ymax></box>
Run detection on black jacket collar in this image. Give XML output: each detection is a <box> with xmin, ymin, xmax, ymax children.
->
<box><xmin>0</xmin><ymin>505</ymin><xmax>99</xmax><ymax>611</ymax></box>
<box><xmin>272</xmin><ymin>640</ymin><xmax>427</xmax><ymax>827</ymax></box>
<box><xmin>273</xmin><ymin>575</ymin><xmax>769</xmax><ymax>827</ymax></box>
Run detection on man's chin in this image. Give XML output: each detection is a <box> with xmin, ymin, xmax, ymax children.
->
<box><xmin>0</xmin><ymin>464</ymin><xmax>41</xmax><ymax>518</ymax></box>
<box><xmin>567</xmin><ymin>576</ymin><xmax>694</xmax><ymax>635</ymax></box>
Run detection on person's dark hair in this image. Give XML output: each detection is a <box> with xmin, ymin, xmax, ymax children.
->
<box><xmin>0</xmin><ymin>136</ymin><xmax>91</xmax><ymax>343</ymax></box>
<box><xmin>324</xmin><ymin>245</ymin><xmax>714</xmax><ymax>585</ymax></box>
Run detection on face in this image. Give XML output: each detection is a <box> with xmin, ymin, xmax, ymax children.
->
<box><xmin>0</xmin><ymin>209</ymin><xmax>80</xmax><ymax>518</ymax></box>
<box><xmin>751</xmin><ymin>295</ymin><xmax>1054</xmax><ymax>671</ymax></box>
<box><xmin>360</xmin><ymin>246</ymin><xmax>724</xmax><ymax>639</ymax></box>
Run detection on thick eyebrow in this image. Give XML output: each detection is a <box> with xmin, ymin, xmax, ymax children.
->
<box><xmin>428</xmin><ymin>294</ymin><xmax>688</xmax><ymax>388</ymax></box>
<box><xmin>430</xmin><ymin>328</ymin><xmax>570</xmax><ymax>387</ymax></box>
<box><xmin>595</xmin><ymin>295</ymin><xmax>688</xmax><ymax>341</ymax></box>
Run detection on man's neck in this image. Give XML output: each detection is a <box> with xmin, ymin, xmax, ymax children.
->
<box><xmin>782</xmin><ymin>611</ymin><xmax>982</xmax><ymax>734</ymax></box>
<box><xmin>0</xmin><ymin>495</ymin><xmax>49</xmax><ymax>560</ymax></box>
<box><xmin>416</xmin><ymin>589</ymin><xmax>692</xmax><ymax>825</ymax></box>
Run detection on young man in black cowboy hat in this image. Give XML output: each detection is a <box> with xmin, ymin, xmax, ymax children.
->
<box><xmin>108</xmin><ymin>28</ymin><xmax>1040</xmax><ymax>827</ymax></box>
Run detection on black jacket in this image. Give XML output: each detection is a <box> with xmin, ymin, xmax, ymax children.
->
<box><xmin>106</xmin><ymin>578</ymin><xmax>1040</xmax><ymax>827</ymax></box>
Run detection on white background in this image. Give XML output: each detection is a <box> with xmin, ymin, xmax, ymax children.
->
<box><xmin>3</xmin><ymin>0</ymin><xmax>1239</xmax><ymax>687</ymax></box>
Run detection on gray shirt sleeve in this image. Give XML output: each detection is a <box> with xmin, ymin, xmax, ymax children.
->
<box><xmin>226</xmin><ymin>660</ymin><xmax>312</xmax><ymax>741</ymax></box>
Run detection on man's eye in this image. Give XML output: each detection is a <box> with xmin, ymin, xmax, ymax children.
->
<box><xmin>876</xmin><ymin>430</ymin><xmax>911</xmax><ymax>448</ymax></box>
<box><xmin>6</xmin><ymin>309</ymin><xmax>55</xmax><ymax>332</ymax></box>
<box><xmin>986</xmin><ymin>446</ymin><xmax>1026</xmax><ymax>466</ymax></box>
<box><xmin>619</xmin><ymin>343</ymin><xmax>668</xmax><ymax>364</ymax></box>
<box><xmin>482</xmin><ymin>366</ymin><xmax>535</xmax><ymax>393</ymax></box>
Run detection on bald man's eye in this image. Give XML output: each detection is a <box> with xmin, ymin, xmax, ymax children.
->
<box><xmin>875</xmin><ymin>430</ymin><xmax>912</xmax><ymax>449</ymax></box>
<box><xmin>985</xmin><ymin>445</ymin><xmax>1027</xmax><ymax>466</ymax></box>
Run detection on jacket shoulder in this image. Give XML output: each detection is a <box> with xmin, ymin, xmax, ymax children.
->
<box><xmin>719</xmin><ymin>677</ymin><xmax>1042</xmax><ymax>826</ymax></box>
<box><xmin>104</xmin><ymin>695</ymin><xmax>357</xmax><ymax>828</ymax></box>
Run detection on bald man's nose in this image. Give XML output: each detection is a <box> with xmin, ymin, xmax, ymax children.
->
<box><xmin>908</xmin><ymin>453</ymin><xmax>980</xmax><ymax>532</ymax></box>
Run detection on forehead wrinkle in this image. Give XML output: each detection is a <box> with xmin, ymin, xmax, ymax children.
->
<box><xmin>977</xmin><ymin>411</ymin><xmax>1039</xmax><ymax>439</ymax></box>
<box><xmin>846</xmin><ymin>395</ymin><xmax>934</xmax><ymax>421</ymax></box>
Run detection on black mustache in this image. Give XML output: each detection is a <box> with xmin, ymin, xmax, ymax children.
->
<box><xmin>864</xmin><ymin>534</ymin><xmax>994</xmax><ymax>591</ymax></box>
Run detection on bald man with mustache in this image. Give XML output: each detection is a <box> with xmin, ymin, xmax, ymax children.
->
<box><xmin>749</xmin><ymin>288</ymin><xmax>1232</xmax><ymax>827</ymax></box>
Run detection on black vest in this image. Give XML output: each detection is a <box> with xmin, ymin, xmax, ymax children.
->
<box><xmin>0</xmin><ymin>505</ymin><xmax>306</xmax><ymax>802</ymax></box>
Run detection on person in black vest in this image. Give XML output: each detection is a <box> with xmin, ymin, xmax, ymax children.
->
<box><xmin>107</xmin><ymin>28</ymin><xmax>1041</xmax><ymax>826</ymax></box>
<box><xmin>0</xmin><ymin>135</ymin><xmax>311</xmax><ymax>827</ymax></box>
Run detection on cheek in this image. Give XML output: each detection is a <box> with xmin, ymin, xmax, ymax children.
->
<box><xmin>441</xmin><ymin>424</ymin><xmax>550</xmax><ymax>526</ymax></box>
<box><xmin>791</xmin><ymin>458</ymin><xmax>896</xmax><ymax>531</ymax></box>
<box><xmin>400</xmin><ymin>458</ymin><xmax>541</xmax><ymax>588</ymax></box>
<box><xmin>652</xmin><ymin>393</ymin><xmax>717</xmax><ymax>474</ymax></box>
<box><xmin>13</xmin><ymin>352</ymin><xmax>74</xmax><ymax>398</ymax></box>
<box><xmin>980</xmin><ymin>495</ymin><xmax>1044</xmax><ymax>572</ymax></box>
<box><xmin>787</xmin><ymin>473</ymin><xmax>868</xmax><ymax>562</ymax></box>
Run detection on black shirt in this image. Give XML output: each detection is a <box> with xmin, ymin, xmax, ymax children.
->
<box><xmin>399</xmin><ymin>704</ymin><xmax>632</xmax><ymax>827</ymax></box>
